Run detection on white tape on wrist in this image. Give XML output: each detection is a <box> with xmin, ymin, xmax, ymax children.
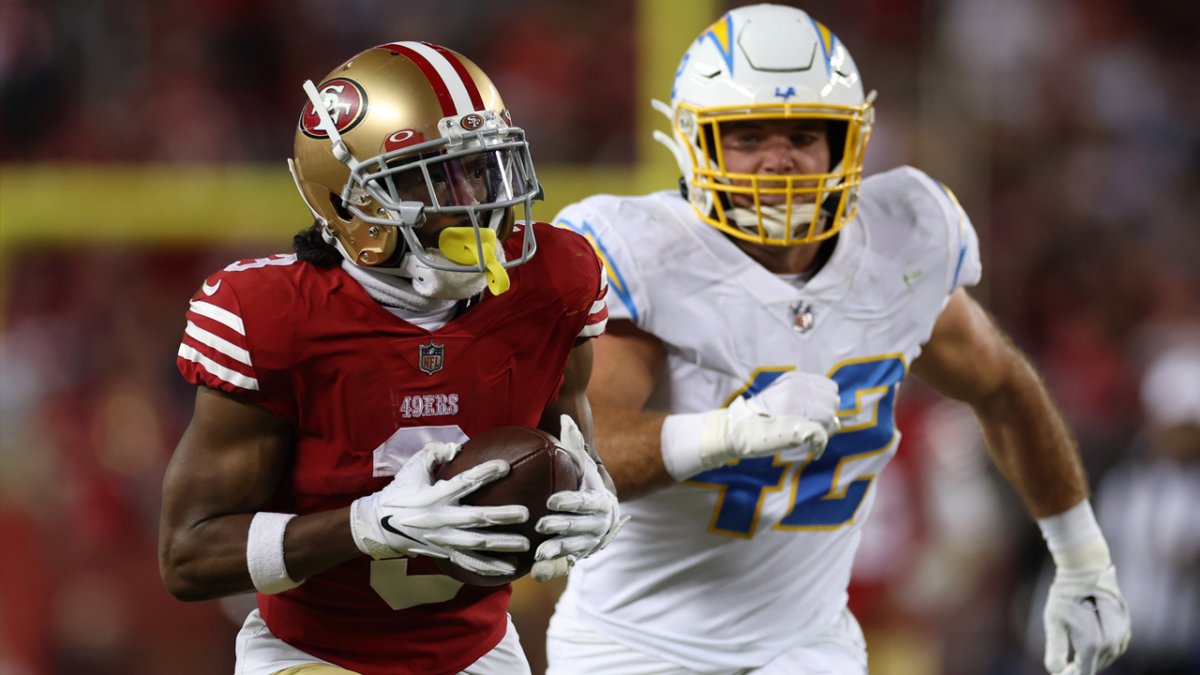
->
<box><xmin>660</xmin><ymin>409</ymin><xmax>730</xmax><ymax>481</ymax></box>
<box><xmin>246</xmin><ymin>512</ymin><xmax>304</xmax><ymax>595</ymax></box>
<box><xmin>1037</xmin><ymin>500</ymin><xmax>1111</xmax><ymax>571</ymax></box>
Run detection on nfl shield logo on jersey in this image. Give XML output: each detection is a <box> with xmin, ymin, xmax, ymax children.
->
<box><xmin>418</xmin><ymin>341</ymin><xmax>445</xmax><ymax>375</ymax></box>
<box><xmin>791</xmin><ymin>301</ymin><xmax>816</xmax><ymax>334</ymax></box>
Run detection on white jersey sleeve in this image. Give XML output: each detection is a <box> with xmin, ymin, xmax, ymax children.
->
<box><xmin>854</xmin><ymin>166</ymin><xmax>984</xmax><ymax>351</ymax></box>
<box><xmin>905</xmin><ymin>167</ymin><xmax>983</xmax><ymax>295</ymax></box>
<box><xmin>553</xmin><ymin>197</ymin><xmax>657</xmax><ymax>327</ymax></box>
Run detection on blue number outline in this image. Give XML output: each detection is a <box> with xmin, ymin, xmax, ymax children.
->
<box><xmin>775</xmin><ymin>354</ymin><xmax>906</xmax><ymax>531</ymax></box>
<box><xmin>687</xmin><ymin>355</ymin><xmax>907</xmax><ymax>537</ymax></box>
<box><xmin>684</xmin><ymin>366</ymin><xmax>794</xmax><ymax>538</ymax></box>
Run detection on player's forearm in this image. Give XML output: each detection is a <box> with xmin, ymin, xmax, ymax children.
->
<box><xmin>592</xmin><ymin>405</ymin><xmax>675</xmax><ymax>499</ymax></box>
<box><xmin>160</xmin><ymin>512</ymin><xmax>263</xmax><ymax>600</ymax></box>
<box><xmin>594</xmin><ymin>382</ymin><xmax>837</xmax><ymax>499</ymax></box>
<box><xmin>160</xmin><ymin>508</ymin><xmax>361</xmax><ymax>601</ymax></box>
<box><xmin>972</xmin><ymin>354</ymin><xmax>1088</xmax><ymax>518</ymax></box>
<box><xmin>282</xmin><ymin>507</ymin><xmax>363</xmax><ymax>580</ymax></box>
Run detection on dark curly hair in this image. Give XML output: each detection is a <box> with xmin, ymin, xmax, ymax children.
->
<box><xmin>292</xmin><ymin>222</ymin><xmax>342</xmax><ymax>268</ymax></box>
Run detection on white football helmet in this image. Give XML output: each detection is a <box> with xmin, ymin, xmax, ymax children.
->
<box><xmin>289</xmin><ymin>41</ymin><xmax>541</xmax><ymax>278</ymax></box>
<box><xmin>655</xmin><ymin>4</ymin><xmax>875</xmax><ymax>246</ymax></box>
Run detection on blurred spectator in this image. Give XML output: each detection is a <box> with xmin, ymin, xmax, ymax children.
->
<box><xmin>1095</xmin><ymin>342</ymin><xmax>1200</xmax><ymax>674</ymax></box>
<box><xmin>0</xmin><ymin>0</ymin><xmax>638</xmax><ymax>163</ymax></box>
<box><xmin>0</xmin><ymin>249</ymin><xmax>257</xmax><ymax>674</ymax></box>
<box><xmin>1024</xmin><ymin>339</ymin><xmax>1200</xmax><ymax>675</ymax></box>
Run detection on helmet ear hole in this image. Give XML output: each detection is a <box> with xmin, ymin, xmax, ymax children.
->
<box><xmin>826</xmin><ymin>121</ymin><xmax>849</xmax><ymax>173</ymax></box>
<box><xmin>701</xmin><ymin>125</ymin><xmax>718</xmax><ymax>162</ymax></box>
<box><xmin>328</xmin><ymin>193</ymin><xmax>353</xmax><ymax>222</ymax></box>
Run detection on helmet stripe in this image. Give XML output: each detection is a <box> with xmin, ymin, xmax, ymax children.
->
<box><xmin>808</xmin><ymin>17</ymin><xmax>836</xmax><ymax>77</ymax></box>
<box><xmin>421</xmin><ymin>42</ymin><xmax>485</xmax><ymax>111</ymax></box>
<box><xmin>382</xmin><ymin>42</ymin><xmax>482</xmax><ymax>117</ymax></box>
<box><xmin>702</xmin><ymin>14</ymin><xmax>736</xmax><ymax>75</ymax></box>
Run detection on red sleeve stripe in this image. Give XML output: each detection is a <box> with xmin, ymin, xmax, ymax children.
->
<box><xmin>587</xmin><ymin>269</ymin><xmax>609</xmax><ymax>318</ymax></box>
<box><xmin>582</xmin><ymin>297</ymin><xmax>609</xmax><ymax>334</ymax></box>
<box><xmin>188</xmin><ymin>299</ymin><xmax>246</xmax><ymax>335</ymax></box>
<box><xmin>381</xmin><ymin>42</ymin><xmax>484</xmax><ymax>117</ymax></box>
<box><xmin>178</xmin><ymin>344</ymin><xmax>260</xmax><ymax>391</ymax></box>
<box><xmin>184</xmin><ymin>321</ymin><xmax>252</xmax><ymax>366</ymax></box>
<box><xmin>578</xmin><ymin>316</ymin><xmax>608</xmax><ymax>339</ymax></box>
<box><xmin>577</xmin><ymin>255</ymin><xmax>609</xmax><ymax>338</ymax></box>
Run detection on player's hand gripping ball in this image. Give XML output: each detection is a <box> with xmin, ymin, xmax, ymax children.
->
<box><xmin>433</xmin><ymin>426</ymin><xmax>580</xmax><ymax>586</ymax></box>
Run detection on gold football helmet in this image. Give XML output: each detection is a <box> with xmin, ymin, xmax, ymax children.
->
<box><xmin>289</xmin><ymin>41</ymin><xmax>541</xmax><ymax>275</ymax></box>
<box><xmin>655</xmin><ymin>5</ymin><xmax>875</xmax><ymax>246</ymax></box>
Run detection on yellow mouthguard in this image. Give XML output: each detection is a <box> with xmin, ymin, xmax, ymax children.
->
<box><xmin>437</xmin><ymin>227</ymin><xmax>511</xmax><ymax>295</ymax></box>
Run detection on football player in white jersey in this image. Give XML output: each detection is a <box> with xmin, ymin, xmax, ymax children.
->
<box><xmin>546</xmin><ymin>4</ymin><xmax>1131</xmax><ymax>675</ymax></box>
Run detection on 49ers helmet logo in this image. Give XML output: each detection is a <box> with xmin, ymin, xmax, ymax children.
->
<box><xmin>301</xmin><ymin>78</ymin><xmax>368</xmax><ymax>139</ymax></box>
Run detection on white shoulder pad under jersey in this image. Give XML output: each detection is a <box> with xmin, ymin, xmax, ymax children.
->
<box><xmin>551</xmin><ymin>168</ymin><xmax>983</xmax><ymax>671</ymax></box>
<box><xmin>860</xmin><ymin>165</ymin><xmax>982</xmax><ymax>296</ymax></box>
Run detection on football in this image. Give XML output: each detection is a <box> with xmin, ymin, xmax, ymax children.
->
<box><xmin>432</xmin><ymin>426</ymin><xmax>579</xmax><ymax>586</ymax></box>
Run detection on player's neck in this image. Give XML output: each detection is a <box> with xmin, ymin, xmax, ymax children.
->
<box><xmin>732</xmin><ymin>238</ymin><xmax>827</xmax><ymax>276</ymax></box>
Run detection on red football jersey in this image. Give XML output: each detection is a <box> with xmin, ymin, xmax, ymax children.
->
<box><xmin>176</xmin><ymin>223</ymin><xmax>607</xmax><ymax>675</ymax></box>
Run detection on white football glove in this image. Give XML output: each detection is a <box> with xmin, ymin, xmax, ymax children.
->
<box><xmin>1043</xmin><ymin>539</ymin><xmax>1132</xmax><ymax>675</ymax></box>
<box><xmin>743</xmin><ymin>370</ymin><xmax>842</xmax><ymax>448</ymax></box>
<box><xmin>531</xmin><ymin>415</ymin><xmax>629</xmax><ymax>582</ymax></box>
<box><xmin>349</xmin><ymin>441</ymin><xmax>531</xmax><ymax>578</ymax></box>
<box><xmin>661</xmin><ymin>370</ymin><xmax>841</xmax><ymax>481</ymax></box>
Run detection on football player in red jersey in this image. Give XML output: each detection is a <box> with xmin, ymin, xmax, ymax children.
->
<box><xmin>158</xmin><ymin>41</ymin><xmax>624</xmax><ymax>675</ymax></box>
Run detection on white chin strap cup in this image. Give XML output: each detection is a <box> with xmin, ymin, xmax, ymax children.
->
<box><xmin>400</xmin><ymin>248</ymin><xmax>493</xmax><ymax>301</ymax></box>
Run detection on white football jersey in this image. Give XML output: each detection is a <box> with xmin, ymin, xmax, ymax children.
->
<box><xmin>553</xmin><ymin>166</ymin><xmax>982</xmax><ymax>670</ymax></box>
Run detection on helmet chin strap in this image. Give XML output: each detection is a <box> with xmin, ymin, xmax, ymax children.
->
<box><xmin>727</xmin><ymin>202</ymin><xmax>819</xmax><ymax>240</ymax></box>
<box><xmin>399</xmin><ymin>250</ymin><xmax>490</xmax><ymax>301</ymax></box>
<box><xmin>722</xmin><ymin>159</ymin><xmax>846</xmax><ymax>241</ymax></box>
<box><xmin>398</xmin><ymin>232</ymin><xmax>508</xmax><ymax>301</ymax></box>
<box><xmin>338</xmin><ymin>231</ymin><xmax>501</xmax><ymax>311</ymax></box>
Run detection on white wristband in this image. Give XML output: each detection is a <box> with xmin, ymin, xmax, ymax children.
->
<box><xmin>660</xmin><ymin>409</ymin><xmax>730</xmax><ymax>481</ymax></box>
<box><xmin>1036</xmin><ymin>500</ymin><xmax>1111</xmax><ymax>571</ymax></box>
<box><xmin>247</xmin><ymin>512</ymin><xmax>304</xmax><ymax>594</ymax></box>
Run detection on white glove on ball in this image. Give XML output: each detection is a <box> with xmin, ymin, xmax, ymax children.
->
<box><xmin>349</xmin><ymin>441</ymin><xmax>531</xmax><ymax>578</ymax></box>
<box><xmin>531</xmin><ymin>415</ymin><xmax>628</xmax><ymax>582</ymax></box>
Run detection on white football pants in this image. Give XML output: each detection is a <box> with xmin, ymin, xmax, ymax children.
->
<box><xmin>546</xmin><ymin>591</ymin><xmax>867</xmax><ymax>675</ymax></box>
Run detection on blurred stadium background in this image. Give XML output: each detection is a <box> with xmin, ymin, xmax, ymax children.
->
<box><xmin>1</xmin><ymin>0</ymin><xmax>1197</xmax><ymax>673</ymax></box>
